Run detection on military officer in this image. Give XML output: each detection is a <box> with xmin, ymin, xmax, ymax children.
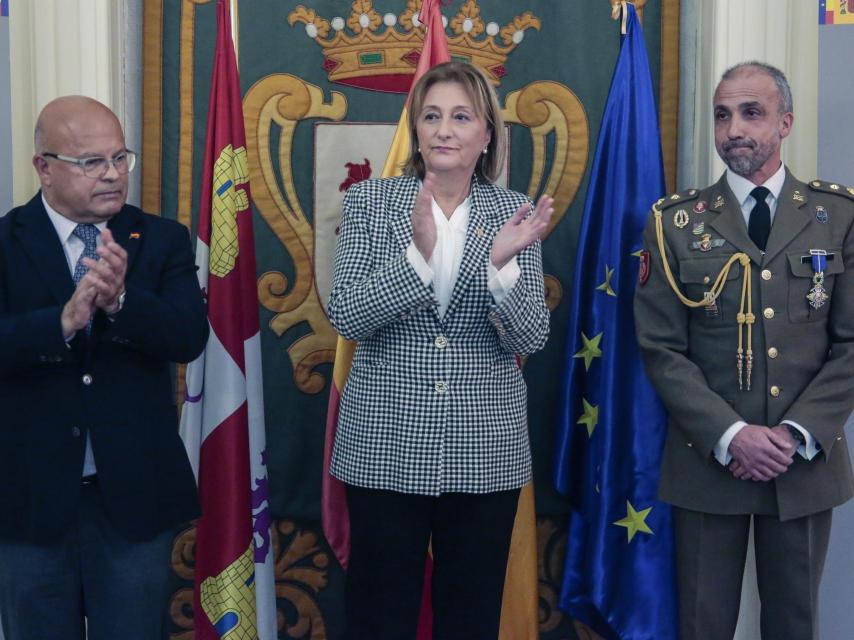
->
<box><xmin>635</xmin><ymin>61</ymin><xmax>854</xmax><ymax>640</ymax></box>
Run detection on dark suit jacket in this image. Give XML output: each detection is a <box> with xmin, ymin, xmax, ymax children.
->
<box><xmin>0</xmin><ymin>193</ymin><xmax>208</xmax><ymax>542</ymax></box>
<box><xmin>635</xmin><ymin>171</ymin><xmax>854</xmax><ymax>520</ymax></box>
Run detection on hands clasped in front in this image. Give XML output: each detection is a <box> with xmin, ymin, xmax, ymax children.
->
<box><xmin>411</xmin><ymin>171</ymin><xmax>555</xmax><ymax>267</ymax></box>
<box><xmin>728</xmin><ymin>424</ymin><xmax>799</xmax><ymax>482</ymax></box>
<box><xmin>61</xmin><ymin>228</ymin><xmax>128</xmax><ymax>338</ymax></box>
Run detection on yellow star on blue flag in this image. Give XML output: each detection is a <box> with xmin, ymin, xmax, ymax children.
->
<box><xmin>573</xmin><ymin>332</ymin><xmax>603</xmax><ymax>371</ymax></box>
<box><xmin>596</xmin><ymin>265</ymin><xmax>617</xmax><ymax>297</ymax></box>
<box><xmin>614</xmin><ymin>500</ymin><xmax>654</xmax><ymax>542</ymax></box>
<box><xmin>577</xmin><ymin>398</ymin><xmax>599</xmax><ymax>437</ymax></box>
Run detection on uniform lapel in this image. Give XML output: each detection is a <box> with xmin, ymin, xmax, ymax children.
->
<box><xmin>15</xmin><ymin>194</ymin><xmax>76</xmax><ymax>305</ymax></box>
<box><xmin>444</xmin><ymin>176</ymin><xmax>495</xmax><ymax>322</ymax></box>
<box><xmin>706</xmin><ymin>174</ymin><xmax>764</xmax><ymax>266</ymax></box>
<box><xmin>762</xmin><ymin>171</ymin><xmax>810</xmax><ymax>264</ymax></box>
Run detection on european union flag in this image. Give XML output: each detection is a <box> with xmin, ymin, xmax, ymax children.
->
<box><xmin>553</xmin><ymin>4</ymin><xmax>678</xmax><ymax>639</ymax></box>
<box><xmin>0</xmin><ymin>0</ymin><xmax>8</xmax><ymax>18</ymax></box>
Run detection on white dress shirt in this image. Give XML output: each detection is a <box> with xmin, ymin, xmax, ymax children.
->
<box><xmin>712</xmin><ymin>166</ymin><xmax>820</xmax><ymax>465</ymax></box>
<box><xmin>43</xmin><ymin>195</ymin><xmax>105</xmax><ymax>477</ymax></box>
<box><xmin>406</xmin><ymin>195</ymin><xmax>520</xmax><ymax>317</ymax></box>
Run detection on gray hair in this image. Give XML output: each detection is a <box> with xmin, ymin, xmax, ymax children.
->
<box><xmin>721</xmin><ymin>61</ymin><xmax>793</xmax><ymax>114</ymax></box>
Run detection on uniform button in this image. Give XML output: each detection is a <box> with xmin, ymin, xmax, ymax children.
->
<box><xmin>767</xmin><ymin>347</ymin><xmax>778</xmax><ymax>359</ymax></box>
<box><xmin>434</xmin><ymin>381</ymin><xmax>448</xmax><ymax>394</ymax></box>
<box><xmin>686</xmin><ymin>442</ymin><xmax>694</xmax><ymax>448</ymax></box>
<box><xmin>763</xmin><ymin>307</ymin><xmax>775</xmax><ymax>319</ymax></box>
<box><xmin>71</xmin><ymin>427</ymin><xmax>81</xmax><ymax>437</ymax></box>
<box><xmin>703</xmin><ymin>276</ymin><xmax>710</xmax><ymax>284</ymax></box>
<box><xmin>82</xmin><ymin>373</ymin><xmax>93</xmax><ymax>386</ymax></box>
<box><xmin>761</xmin><ymin>269</ymin><xmax>772</xmax><ymax>281</ymax></box>
<box><xmin>770</xmin><ymin>385</ymin><xmax>780</xmax><ymax>398</ymax></box>
<box><xmin>434</xmin><ymin>335</ymin><xmax>448</xmax><ymax>349</ymax></box>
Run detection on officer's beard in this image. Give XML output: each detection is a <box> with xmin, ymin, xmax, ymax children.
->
<box><xmin>719</xmin><ymin>136</ymin><xmax>779</xmax><ymax>178</ymax></box>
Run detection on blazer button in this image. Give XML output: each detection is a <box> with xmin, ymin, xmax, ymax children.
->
<box><xmin>770</xmin><ymin>385</ymin><xmax>780</xmax><ymax>398</ymax></box>
<box><xmin>82</xmin><ymin>373</ymin><xmax>93</xmax><ymax>386</ymax></box>
<box><xmin>767</xmin><ymin>347</ymin><xmax>778</xmax><ymax>359</ymax></box>
<box><xmin>434</xmin><ymin>335</ymin><xmax>448</xmax><ymax>349</ymax></box>
<box><xmin>763</xmin><ymin>307</ymin><xmax>775</xmax><ymax>319</ymax></box>
<box><xmin>434</xmin><ymin>381</ymin><xmax>448</xmax><ymax>394</ymax></box>
<box><xmin>761</xmin><ymin>269</ymin><xmax>772</xmax><ymax>281</ymax></box>
<box><xmin>71</xmin><ymin>427</ymin><xmax>81</xmax><ymax>438</ymax></box>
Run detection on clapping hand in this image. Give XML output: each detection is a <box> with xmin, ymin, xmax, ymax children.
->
<box><xmin>490</xmin><ymin>195</ymin><xmax>554</xmax><ymax>270</ymax></box>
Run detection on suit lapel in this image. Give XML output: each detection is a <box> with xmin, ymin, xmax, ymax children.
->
<box><xmin>707</xmin><ymin>175</ymin><xmax>764</xmax><ymax>266</ymax></box>
<box><xmin>107</xmin><ymin>205</ymin><xmax>144</xmax><ymax>274</ymax></box>
<box><xmin>389</xmin><ymin>176</ymin><xmax>420</xmax><ymax>253</ymax></box>
<box><xmin>762</xmin><ymin>172</ymin><xmax>810</xmax><ymax>264</ymax></box>
<box><xmin>444</xmin><ymin>177</ymin><xmax>495</xmax><ymax>322</ymax></box>
<box><xmin>15</xmin><ymin>194</ymin><xmax>76</xmax><ymax>305</ymax></box>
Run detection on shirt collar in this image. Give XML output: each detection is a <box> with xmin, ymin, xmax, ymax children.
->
<box><xmin>42</xmin><ymin>193</ymin><xmax>108</xmax><ymax>244</ymax></box>
<box><xmin>726</xmin><ymin>162</ymin><xmax>786</xmax><ymax>208</ymax></box>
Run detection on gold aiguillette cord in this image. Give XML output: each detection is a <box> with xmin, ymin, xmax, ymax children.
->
<box><xmin>652</xmin><ymin>199</ymin><xmax>755</xmax><ymax>390</ymax></box>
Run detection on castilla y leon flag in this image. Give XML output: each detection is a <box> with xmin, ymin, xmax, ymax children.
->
<box><xmin>322</xmin><ymin>1</ymin><xmax>538</xmax><ymax>637</ymax></box>
<box><xmin>179</xmin><ymin>1</ymin><xmax>276</xmax><ymax>638</ymax></box>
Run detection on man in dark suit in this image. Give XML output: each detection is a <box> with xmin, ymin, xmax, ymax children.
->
<box><xmin>0</xmin><ymin>96</ymin><xmax>208</xmax><ymax>639</ymax></box>
<box><xmin>635</xmin><ymin>62</ymin><xmax>854</xmax><ymax>639</ymax></box>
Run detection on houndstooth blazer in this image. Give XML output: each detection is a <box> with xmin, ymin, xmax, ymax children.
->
<box><xmin>328</xmin><ymin>174</ymin><xmax>550</xmax><ymax>495</ymax></box>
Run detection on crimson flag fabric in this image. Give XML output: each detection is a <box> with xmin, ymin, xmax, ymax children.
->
<box><xmin>179</xmin><ymin>1</ymin><xmax>277</xmax><ymax>638</ymax></box>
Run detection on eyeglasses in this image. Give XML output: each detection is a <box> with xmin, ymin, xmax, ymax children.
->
<box><xmin>41</xmin><ymin>150</ymin><xmax>138</xmax><ymax>178</ymax></box>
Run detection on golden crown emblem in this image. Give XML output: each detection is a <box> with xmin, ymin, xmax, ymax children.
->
<box><xmin>288</xmin><ymin>0</ymin><xmax>541</xmax><ymax>92</ymax></box>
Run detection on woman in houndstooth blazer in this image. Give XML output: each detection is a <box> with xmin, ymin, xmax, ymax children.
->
<box><xmin>328</xmin><ymin>61</ymin><xmax>553</xmax><ymax>639</ymax></box>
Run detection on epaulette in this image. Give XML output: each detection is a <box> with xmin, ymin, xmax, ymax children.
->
<box><xmin>655</xmin><ymin>188</ymin><xmax>700</xmax><ymax>210</ymax></box>
<box><xmin>808</xmin><ymin>179</ymin><xmax>854</xmax><ymax>201</ymax></box>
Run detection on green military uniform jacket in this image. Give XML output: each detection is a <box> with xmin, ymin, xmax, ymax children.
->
<box><xmin>635</xmin><ymin>169</ymin><xmax>854</xmax><ymax>520</ymax></box>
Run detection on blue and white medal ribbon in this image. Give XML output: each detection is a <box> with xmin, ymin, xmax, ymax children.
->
<box><xmin>807</xmin><ymin>249</ymin><xmax>829</xmax><ymax>309</ymax></box>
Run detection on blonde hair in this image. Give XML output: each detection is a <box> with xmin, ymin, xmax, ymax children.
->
<box><xmin>404</xmin><ymin>61</ymin><xmax>506</xmax><ymax>182</ymax></box>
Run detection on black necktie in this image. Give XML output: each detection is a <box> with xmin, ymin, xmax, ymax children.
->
<box><xmin>748</xmin><ymin>186</ymin><xmax>771</xmax><ymax>251</ymax></box>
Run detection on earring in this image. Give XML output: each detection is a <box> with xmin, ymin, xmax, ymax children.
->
<box><xmin>417</xmin><ymin>146</ymin><xmax>422</xmax><ymax>153</ymax></box>
<box><xmin>482</xmin><ymin>147</ymin><xmax>488</xmax><ymax>155</ymax></box>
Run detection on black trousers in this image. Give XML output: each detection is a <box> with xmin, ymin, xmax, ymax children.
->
<box><xmin>344</xmin><ymin>484</ymin><xmax>521</xmax><ymax>640</ymax></box>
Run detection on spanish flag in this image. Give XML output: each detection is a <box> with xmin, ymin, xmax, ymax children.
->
<box><xmin>322</xmin><ymin>1</ymin><xmax>538</xmax><ymax>636</ymax></box>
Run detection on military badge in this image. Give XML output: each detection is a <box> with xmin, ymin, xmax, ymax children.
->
<box><xmin>692</xmin><ymin>222</ymin><xmax>705</xmax><ymax>236</ymax></box>
<box><xmin>815</xmin><ymin>205</ymin><xmax>828</xmax><ymax>223</ymax></box>
<box><xmin>807</xmin><ymin>249</ymin><xmax>830</xmax><ymax>309</ymax></box>
<box><xmin>704</xmin><ymin>292</ymin><xmax>720</xmax><ymax>317</ymax></box>
<box><xmin>638</xmin><ymin>250</ymin><xmax>650</xmax><ymax>285</ymax></box>
<box><xmin>670</xmin><ymin>193</ymin><xmax>680</xmax><ymax>200</ymax></box>
<box><xmin>691</xmin><ymin>233</ymin><xmax>725</xmax><ymax>252</ymax></box>
<box><xmin>792</xmin><ymin>190</ymin><xmax>805</xmax><ymax>203</ymax></box>
<box><xmin>712</xmin><ymin>195</ymin><xmax>725</xmax><ymax>209</ymax></box>
<box><xmin>693</xmin><ymin>201</ymin><xmax>707</xmax><ymax>214</ymax></box>
<box><xmin>673</xmin><ymin>209</ymin><xmax>689</xmax><ymax>229</ymax></box>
